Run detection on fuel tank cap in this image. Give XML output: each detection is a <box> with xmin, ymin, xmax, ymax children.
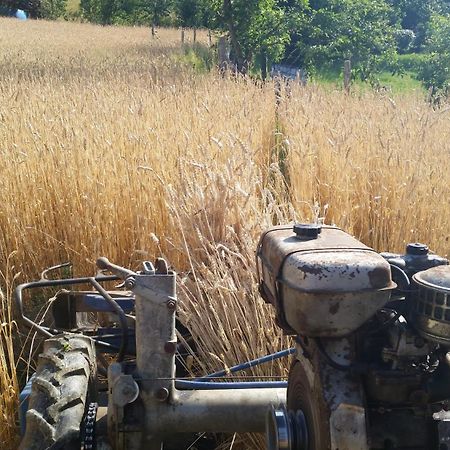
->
<box><xmin>293</xmin><ymin>223</ymin><xmax>322</xmax><ymax>239</ymax></box>
<box><xmin>406</xmin><ymin>243</ymin><xmax>429</xmax><ymax>256</ymax></box>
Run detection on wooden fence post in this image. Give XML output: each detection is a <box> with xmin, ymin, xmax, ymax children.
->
<box><xmin>344</xmin><ymin>59</ymin><xmax>351</xmax><ymax>93</ymax></box>
<box><xmin>151</xmin><ymin>23</ymin><xmax>155</xmax><ymax>38</ymax></box>
<box><xmin>193</xmin><ymin>28</ymin><xmax>197</xmax><ymax>43</ymax></box>
<box><xmin>181</xmin><ymin>28</ymin><xmax>185</xmax><ymax>44</ymax></box>
<box><xmin>208</xmin><ymin>29</ymin><xmax>212</xmax><ymax>47</ymax></box>
<box><xmin>218</xmin><ymin>36</ymin><xmax>229</xmax><ymax>73</ymax></box>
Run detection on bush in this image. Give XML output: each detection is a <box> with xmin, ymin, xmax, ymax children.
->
<box><xmin>179</xmin><ymin>43</ymin><xmax>215</xmax><ymax>72</ymax></box>
<box><xmin>396</xmin><ymin>53</ymin><xmax>428</xmax><ymax>72</ymax></box>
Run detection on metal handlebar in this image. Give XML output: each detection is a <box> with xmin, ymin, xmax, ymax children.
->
<box><xmin>96</xmin><ymin>257</ymin><xmax>137</xmax><ymax>280</ymax></box>
<box><xmin>15</xmin><ymin>274</ymin><xmax>119</xmax><ymax>338</ymax></box>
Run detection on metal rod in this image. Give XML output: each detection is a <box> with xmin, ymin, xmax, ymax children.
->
<box><xmin>40</xmin><ymin>262</ymin><xmax>72</xmax><ymax>280</ymax></box>
<box><xmin>89</xmin><ymin>277</ymin><xmax>128</xmax><ymax>362</ymax></box>
<box><xmin>196</xmin><ymin>347</ymin><xmax>296</xmax><ymax>381</ymax></box>
<box><xmin>96</xmin><ymin>257</ymin><xmax>137</xmax><ymax>280</ymax></box>
<box><xmin>175</xmin><ymin>380</ymin><xmax>287</xmax><ymax>390</ymax></box>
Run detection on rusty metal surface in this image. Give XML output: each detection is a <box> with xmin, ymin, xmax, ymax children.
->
<box><xmin>107</xmin><ymin>266</ymin><xmax>178</xmax><ymax>450</ymax></box>
<box><xmin>258</xmin><ymin>225</ymin><xmax>367</xmax><ymax>276</ymax></box>
<box><xmin>283</xmin><ymin>250</ymin><xmax>394</xmax><ymax>292</ymax></box>
<box><xmin>140</xmin><ymin>387</ymin><xmax>287</xmax><ymax>435</ymax></box>
<box><xmin>283</xmin><ymin>290</ymin><xmax>392</xmax><ymax>337</ymax></box>
<box><xmin>291</xmin><ymin>339</ymin><xmax>369</xmax><ymax>450</ymax></box>
<box><xmin>258</xmin><ymin>224</ymin><xmax>395</xmax><ymax>336</ymax></box>
<box><xmin>370</xmin><ymin>409</ymin><xmax>430</xmax><ymax>449</ymax></box>
<box><xmin>107</xmin><ymin>262</ymin><xmax>289</xmax><ymax>449</ymax></box>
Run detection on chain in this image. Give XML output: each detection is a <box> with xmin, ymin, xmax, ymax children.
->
<box><xmin>82</xmin><ymin>402</ymin><xmax>98</xmax><ymax>450</ymax></box>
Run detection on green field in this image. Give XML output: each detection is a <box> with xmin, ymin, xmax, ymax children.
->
<box><xmin>313</xmin><ymin>67</ymin><xmax>424</xmax><ymax>94</ymax></box>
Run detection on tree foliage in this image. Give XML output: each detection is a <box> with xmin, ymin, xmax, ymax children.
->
<box><xmin>2</xmin><ymin>0</ymin><xmax>66</xmax><ymax>18</ymax></box>
<box><xmin>417</xmin><ymin>12</ymin><xmax>450</xmax><ymax>93</ymax></box>
<box><xmin>2</xmin><ymin>0</ymin><xmax>41</xmax><ymax>17</ymax></box>
<box><xmin>174</xmin><ymin>0</ymin><xmax>212</xmax><ymax>28</ymax></box>
<box><xmin>303</xmin><ymin>0</ymin><xmax>396</xmax><ymax>72</ymax></box>
<box><xmin>387</xmin><ymin>0</ymin><xmax>435</xmax><ymax>50</ymax></box>
<box><xmin>210</xmin><ymin>0</ymin><xmax>291</xmax><ymax>72</ymax></box>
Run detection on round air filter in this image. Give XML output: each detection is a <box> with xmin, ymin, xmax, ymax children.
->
<box><xmin>411</xmin><ymin>265</ymin><xmax>450</xmax><ymax>345</ymax></box>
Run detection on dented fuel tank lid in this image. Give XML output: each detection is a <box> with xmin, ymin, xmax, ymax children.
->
<box><xmin>257</xmin><ymin>224</ymin><xmax>395</xmax><ymax>293</ymax></box>
<box><xmin>282</xmin><ymin>250</ymin><xmax>395</xmax><ymax>292</ymax></box>
<box><xmin>257</xmin><ymin>224</ymin><xmax>396</xmax><ymax>336</ymax></box>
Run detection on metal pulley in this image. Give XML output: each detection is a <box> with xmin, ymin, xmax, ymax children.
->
<box><xmin>266</xmin><ymin>405</ymin><xmax>308</xmax><ymax>450</ymax></box>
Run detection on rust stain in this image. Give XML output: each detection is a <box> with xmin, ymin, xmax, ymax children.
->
<box><xmin>329</xmin><ymin>302</ymin><xmax>340</xmax><ymax>315</ymax></box>
<box><xmin>297</xmin><ymin>264</ymin><xmax>327</xmax><ymax>276</ymax></box>
<box><xmin>368</xmin><ymin>266</ymin><xmax>390</xmax><ymax>288</ymax></box>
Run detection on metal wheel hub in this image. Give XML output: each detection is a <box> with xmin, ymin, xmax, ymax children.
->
<box><xmin>266</xmin><ymin>404</ymin><xmax>308</xmax><ymax>450</ymax></box>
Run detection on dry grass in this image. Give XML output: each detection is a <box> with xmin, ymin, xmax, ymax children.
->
<box><xmin>0</xmin><ymin>254</ymin><xmax>20</xmax><ymax>449</ymax></box>
<box><xmin>1</xmin><ymin>17</ymin><xmax>450</xmax><ymax>450</ymax></box>
<box><xmin>279</xmin><ymin>86</ymin><xmax>450</xmax><ymax>254</ymax></box>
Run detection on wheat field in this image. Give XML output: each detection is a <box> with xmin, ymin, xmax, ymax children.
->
<box><xmin>1</xmin><ymin>17</ymin><xmax>450</xmax><ymax>450</ymax></box>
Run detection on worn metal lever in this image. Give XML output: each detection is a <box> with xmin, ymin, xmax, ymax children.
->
<box><xmin>96</xmin><ymin>257</ymin><xmax>137</xmax><ymax>280</ymax></box>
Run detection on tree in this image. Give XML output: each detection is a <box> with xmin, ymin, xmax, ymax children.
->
<box><xmin>175</xmin><ymin>0</ymin><xmax>202</xmax><ymax>28</ymax></box>
<box><xmin>85</xmin><ymin>0</ymin><xmax>155</xmax><ymax>25</ymax></box>
<box><xmin>276</xmin><ymin>0</ymin><xmax>310</xmax><ymax>67</ymax></box>
<box><xmin>39</xmin><ymin>0</ymin><xmax>67</xmax><ymax>19</ymax></box>
<box><xmin>80</xmin><ymin>0</ymin><xmax>114</xmax><ymax>23</ymax></box>
<box><xmin>297</xmin><ymin>0</ymin><xmax>397</xmax><ymax>76</ymax></box>
<box><xmin>3</xmin><ymin>0</ymin><xmax>66</xmax><ymax>18</ymax></box>
<box><xmin>3</xmin><ymin>0</ymin><xmax>41</xmax><ymax>17</ymax></box>
<box><xmin>145</xmin><ymin>0</ymin><xmax>172</xmax><ymax>25</ymax></box>
<box><xmin>387</xmin><ymin>0</ymin><xmax>434</xmax><ymax>50</ymax></box>
<box><xmin>417</xmin><ymin>12</ymin><xmax>450</xmax><ymax>94</ymax></box>
<box><xmin>212</xmin><ymin>0</ymin><xmax>291</xmax><ymax>73</ymax></box>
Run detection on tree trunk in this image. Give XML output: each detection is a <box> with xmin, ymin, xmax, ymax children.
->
<box><xmin>222</xmin><ymin>0</ymin><xmax>246</xmax><ymax>73</ymax></box>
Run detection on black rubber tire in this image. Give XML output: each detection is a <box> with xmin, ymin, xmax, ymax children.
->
<box><xmin>287</xmin><ymin>359</ymin><xmax>331</xmax><ymax>450</ymax></box>
<box><xmin>19</xmin><ymin>334</ymin><xmax>97</xmax><ymax>450</ymax></box>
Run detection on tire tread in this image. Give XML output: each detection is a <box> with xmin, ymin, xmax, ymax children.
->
<box><xmin>19</xmin><ymin>334</ymin><xmax>96</xmax><ymax>450</ymax></box>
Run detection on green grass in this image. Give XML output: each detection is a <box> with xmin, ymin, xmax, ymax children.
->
<box><xmin>313</xmin><ymin>67</ymin><xmax>424</xmax><ymax>94</ymax></box>
<box><xmin>375</xmin><ymin>71</ymin><xmax>424</xmax><ymax>93</ymax></box>
<box><xmin>175</xmin><ymin>43</ymin><xmax>215</xmax><ymax>73</ymax></box>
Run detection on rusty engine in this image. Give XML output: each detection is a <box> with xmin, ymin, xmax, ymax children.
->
<box><xmin>17</xmin><ymin>223</ymin><xmax>450</xmax><ymax>450</ymax></box>
<box><xmin>258</xmin><ymin>224</ymin><xmax>450</xmax><ymax>450</ymax></box>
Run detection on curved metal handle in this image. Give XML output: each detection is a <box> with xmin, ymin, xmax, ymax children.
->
<box><xmin>96</xmin><ymin>257</ymin><xmax>137</xmax><ymax>280</ymax></box>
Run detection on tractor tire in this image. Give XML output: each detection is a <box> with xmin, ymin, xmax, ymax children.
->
<box><xmin>19</xmin><ymin>333</ymin><xmax>97</xmax><ymax>450</ymax></box>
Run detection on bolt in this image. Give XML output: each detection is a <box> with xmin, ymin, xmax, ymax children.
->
<box><xmin>166</xmin><ymin>299</ymin><xmax>177</xmax><ymax>310</ymax></box>
<box><xmin>125</xmin><ymin>276</ymin><xmax>136</xmax><ymax>290</ymax></box>
<box><xmin>164</xmin><ymin>341</ymin><xmax>177</xmax><ymax>354</ymax></box>
<box><xmin>155</xmin><ymin>387</ymin><xmax>169</xmax><ymax>402</ymax></box>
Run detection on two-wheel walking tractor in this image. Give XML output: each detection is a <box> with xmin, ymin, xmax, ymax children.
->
<box><xmin>17</xmin><ymin>224</ymin><xmax>450</xmax><ymax>449</ymax></box>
